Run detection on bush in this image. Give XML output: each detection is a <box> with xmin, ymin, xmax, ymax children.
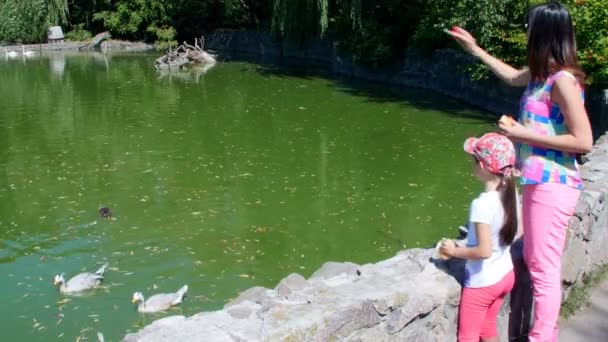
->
<box><xmin>413</xmin><ymin>0</ymin><xmax>530</xmax><ymax>77</ymax></box>
<box><xmin>93</xmin><ymin>1</ymin><xmax>173</xmax><ymax>42</ymax></box>
<box><xmin>0</xmin><ymin>0</ymin><xmax>68</xmax><ymax>43</ymax></box>
<box><xmin>568</xmin><ymin>0</ymin><xmax>608</xmax><ymax>85</ymax></box>
<box><xmin>148</xmin><ymin>25</ymin><xmax>177</xmax><ymax>51</ymax></box>
<box><xmin>0</xmin><ymin>0</ymin><xmax>48</xmax><ymax>43</ymax></box>
<box><xmin>65</xmin><ymin>24</ymin><xmax>92</xmax><ymax>41</ymax></box>
<box><xmin>332</xmin><ymin>0</ymin><xmax>423</xmax><ymax>66</ymax></box>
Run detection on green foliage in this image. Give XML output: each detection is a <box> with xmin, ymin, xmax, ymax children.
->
<box><xmin>333</xmin><ymin>1</ymin><xmax>423</xmax><ymax>66</ymax></box>
<box><xmin>0</xmin><ymin>0</ymin><xmax>68</xmax><ymax>43</ymax></box>
<box><xmin>412</xmin><ymin>0</ymin><xmax>608</xmax><ymax>85</ymax></box>
<box><xmin>93</xmin><ymin>0</ymin><xmax>172</xmax><ymax>41</ymax></box>
<box><xmin>65</xmin><ymin>23</ymin><xmax>92</xmax><ymax>41</ymax></box>
<box><xmin>221</xmin><ymin>0</ymin><xmax>273</xmax><ymax>30</ymax></box>
<box><xmin>413</xmin><ymin>0</ymin><xmax>532</xmax><ymax>79</ymax></box>
<box><xmin>47</xmin><ymin>0</ymin><xmax>69</xmax><ymax>26</ymax></box>
<box><xmin>67</xmin><ymin>0</ymin><xmax>108</xmax><ymax>34</ymax></box>
<box><xmin>271</xmin><ymin>0</ymin><xmax>329</xmax><ymax>42</ymax></box>
<box><xmin>568</xmin><ymin>0</ymin><xmax>608</xmax><ymax>85</ymax></box>
<box><xmin>561</xmin><ymin>263</ymin><xmax>608</xmax><ymax>318</ymax></box>
<box><xmin>148</xmin><ymin>25</ymin><xmax>177</xmax><ymax>51</ymax></box>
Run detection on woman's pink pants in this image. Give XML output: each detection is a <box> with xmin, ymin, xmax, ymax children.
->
<box><xmin>523</xmin><ymin>183</ymin><xmax>580</xmax><ymax>342</ymax></box>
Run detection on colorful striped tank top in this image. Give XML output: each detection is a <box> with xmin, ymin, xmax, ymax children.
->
<box><xmin>516</xmin><ymin>70</ymin><xmax>583</xmax><ymax>189</ymax></box>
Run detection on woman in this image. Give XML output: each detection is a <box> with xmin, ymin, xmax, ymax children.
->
<box><xmin>446</xmin><ymin>2</ymin><xmax>592</xmax><ymax>341</ymax></box>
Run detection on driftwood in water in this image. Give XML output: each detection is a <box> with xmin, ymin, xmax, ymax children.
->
<box><xmin>155</xmin><ymin>38</ymin><xmax>216</xmax><ymax>71</ymax></box>
<box><xmin>80</xmin><ymin>31</ymin><xmax>111</xmax><ymax>50</ymax></box>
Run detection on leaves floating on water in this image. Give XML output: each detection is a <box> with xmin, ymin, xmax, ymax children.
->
<box><xmin>57</xmin><ymin>298</ymin><xmax>70</xmax><ymax>305</ymax></box>
<box><xmin>254</xmin><ymin>227</ymin><xmax>268</xmax><ymax>233</ymax></box>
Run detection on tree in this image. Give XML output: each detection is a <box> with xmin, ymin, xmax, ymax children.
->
<box><xmin>0</xmin><ymin>0</ymin><xmax>68</xmax><ymax>43</ymax></box>
<box><xmin>92</xmin><ymin>0</ymin><xmax>172</xmax><ymax>41</ymax></box>
<box><xmin>567</xmin><ymin>0</ymin><xmax>608</xmax><ymax>85</ymax></box>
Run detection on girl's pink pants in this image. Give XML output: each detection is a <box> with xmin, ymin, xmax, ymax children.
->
<box><xmin>523</xmin><ymin>183</ymin><xmax>580</xmax><ymax>342</ymax></box>
<box><xmin>458</xmin><ymin>271</ymin><xmax>515</xmax><ymax>341</ymax></box>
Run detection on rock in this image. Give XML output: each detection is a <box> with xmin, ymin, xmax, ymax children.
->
<box><xmin>316</xmin><ymin>300</ymin><xmax>381</xmax><ymax>341</ymax></box>
<box><xmin>384</xmin><ymin>293</ymin><xmax>437</xmax><ymax>334</ymax></box>
<box><xmin>562</xmin><ymin>236</ymin><xmax>587</xmax><ymax>285</ymax></box>
<box><xmin>275</xmin><ymin>273</ymin><xmax>308</xmax><ymax>298</ymax></box>
<box><xmin>343</xmin><ymin>325</ymin><xmax>387</xmax><ymax>341</ymax></box>
<box><xmin>585</xmin><ymin>212</ymin><xmax>608</xmax><ymax>266</ymax></box>
<box><xmin>309</xmin><ymin>261</ymin><xmax>361</xmax><ymax>280</ymax></box>
<box><xmin>224</xmin><ymin>286</ymin><xmax>269</xmax><ymax>308</ymax></box>
<box><xmin>226</xmin><ymin>302</ymin><xmax>254</xmax><ymax>319</ymax></box>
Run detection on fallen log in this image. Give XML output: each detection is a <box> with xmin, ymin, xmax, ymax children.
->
<box><xmin>79</xmin><ymin>31</ymin><xmax>111</xmax><ymax>51</ymax></box>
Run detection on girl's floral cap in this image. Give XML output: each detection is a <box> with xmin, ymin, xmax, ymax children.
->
<box><xmin>464</xmin><ymin>132</ymin><xmax>517</xmax><ymax>175</ymax></box>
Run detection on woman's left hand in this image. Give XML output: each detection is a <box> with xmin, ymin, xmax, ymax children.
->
<box><xmin>498</xmin><ymin>120</ymin><xmax>531</xmax><ymax>142</ymax></box>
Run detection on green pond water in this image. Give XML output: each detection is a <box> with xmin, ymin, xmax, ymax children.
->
<box><xmin>0</xmin><ymin>53</ymin><xmax>496</xmax><ymax>341</ymax></box>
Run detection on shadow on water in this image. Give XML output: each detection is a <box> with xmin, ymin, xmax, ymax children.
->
<box><xmin>237</xmin><ymin>59</ymin><xmax>499</xmax><ymax>124</ymax></box>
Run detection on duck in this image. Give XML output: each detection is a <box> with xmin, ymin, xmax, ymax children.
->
<box><xmin>54</xmin><ymin>263</ymin><xmax>108</xmax><ymax>294</ymax></box>
<box><xmin>99</xmin><ymin>207</ymin><xmax>112</xmax><ymax>219</ymax></box>
<box><xmin>132</xmin><ymin>285</ymin><xmax>188</xmax><ymax>313</ymax></box>
<box><xmin>21</xmin><ymin>45</ymin><xmax>36</xmax><ymax>57</ymax></box>
<box><xmin>4</xmin><ymin>48</ymin><xmax>18</xmax><ymax>58</ymax></box>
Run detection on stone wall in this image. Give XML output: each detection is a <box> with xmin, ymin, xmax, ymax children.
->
<box><xmin>3</xmin><ymin>40</ymin><xmax>154</xmax><ymax>52</ymax></box>
<box><xmin>563</xmin><ymin>134</ymin><xmax>608</xmax><ymax>288</ymax></box>
<box><xmin>123</xmin><ymin>134</ymin><xmax>608</xmax><ymax>341</ymax></box>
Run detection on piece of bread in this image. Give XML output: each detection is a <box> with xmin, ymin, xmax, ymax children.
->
<box><xmin>436</xmin><ymin>239</ymin><xmax>450</xmax><ymax>260</ymax></box>
<box><xmin>499</xmin><ymin>115</ymin><xmax>516</xmax><ymax>127</ymax></box>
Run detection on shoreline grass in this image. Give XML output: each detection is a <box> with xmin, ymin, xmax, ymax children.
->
<box><xmin>561</xmin><ymin>263</ymin><xmax>608</xmax><ymax>319</ymax></box>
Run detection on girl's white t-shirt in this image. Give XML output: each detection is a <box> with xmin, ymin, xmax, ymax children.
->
<box><xmin>464</xmin><ymin>191</ymin><xmax>514</xmax><ymax>288</ymax></box>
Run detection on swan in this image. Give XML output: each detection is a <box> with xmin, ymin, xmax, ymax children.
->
<box><xmin>53</xmin><ymin>263</ymin><xmax>108</xmax><ymax>294</ymax></box>
<box><xmin>132</xmin><ymin>285</ymin><xmax>188</xmax><ymax>313</ymax></box>
<box><xmin>4</xmin><ymin>48</ymin><xmax>18</xmax><ymax>58</ymax></box>
<box><xmin>21</xmin><ymin>46</ymin><xmax>36</xmax><ymax>57</ymax></box>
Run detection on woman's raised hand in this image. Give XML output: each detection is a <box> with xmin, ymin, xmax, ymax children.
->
<box><xmin>445</xmin><ymin>26</ymin><xmax>481</xmax><ymax>56</ymax></box>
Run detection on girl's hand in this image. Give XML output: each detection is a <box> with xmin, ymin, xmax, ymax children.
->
<box><xmin>498</xmin><ymin>120</ymin><xmax>532</xmax><ymax>142</ymax></box>
<box><xmin>439</xmin><ymin>239</ymin><xmax>456</xmax><ymax>258</ymax></box>
<box><xmin>445</xmin><ymin>26</ymin><xmax>481</xmax><ymax>56</ymax></box>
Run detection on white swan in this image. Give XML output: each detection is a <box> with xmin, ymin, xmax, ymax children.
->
<box><xmin>132</xmin><ymin>285</ymin><xmax>188</xmax><ymax>313</ymax></box>
<box><xmin>4</xmin><ymin>48</ymin><xmax>18</xmax><ymax>58</ymax></box>
<box><xmin>21</xmin><ymin>46</ymin><xmax>36</xmax><ymax>57</ymax></box>
<box><xmin>53</xmin><ymin>263</ymin><xmax>108</xmax><ymax>294</ymax></box>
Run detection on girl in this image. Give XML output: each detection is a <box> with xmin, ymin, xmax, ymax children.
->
<box><xmin>440</xmin><ymin>132</ymin><xmax>519</xmax><ymax>342</ymax></box>
<box><xmin>446</xmin><ymin>2</ymin><xmax>593</xmax><ymax>341</ymax></box>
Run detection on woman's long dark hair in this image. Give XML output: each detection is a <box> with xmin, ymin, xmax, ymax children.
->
<box><xmin>526</xmin><ymin>1</ymin><xmax>585</xmax><ymax>83</ymax></box>
<box><xmin>497</xmin><ymin>174</ymin><xmax>518</xmax><ymax>246</ymax></box>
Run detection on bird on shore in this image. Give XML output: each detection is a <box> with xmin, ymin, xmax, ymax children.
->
<box><xmin>21</xmin><ymin>46</ymin><xmax>36</xmax><ymax>57</ymax></box>
<box><xmin>132</xmin><ymin>285</ymin><xmax>188</xmax><ymax>313</ymax></box>
<box><xmin>4</xmin><ymin>48</ymin><xmax>18</xmax><ymax>58</ymax></box>
<box><xmin>54</xmin><ymin>263</ymin><xmax>108</xmax><ymax>294</ymax></box>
